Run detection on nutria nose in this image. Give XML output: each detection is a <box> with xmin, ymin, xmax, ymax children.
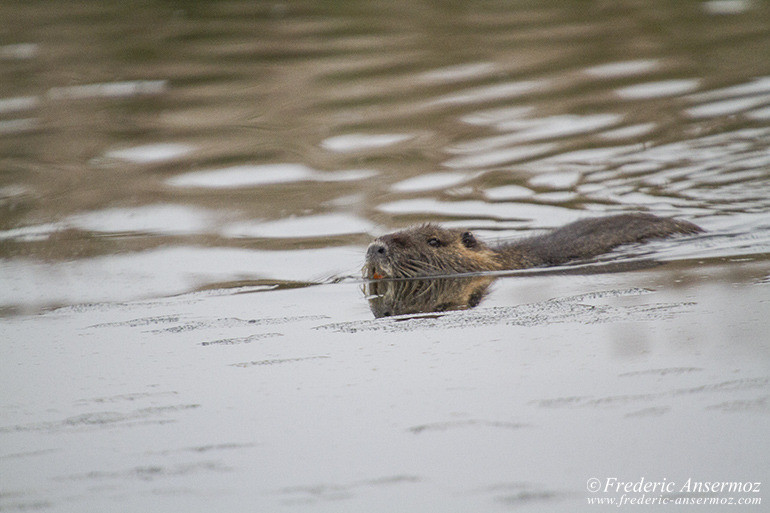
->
<box><xmin>366</xmin><ymin>242</ymin><xmax>387</xmax><ymax>259</ymax></box>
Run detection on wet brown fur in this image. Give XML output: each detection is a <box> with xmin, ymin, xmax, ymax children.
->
<box><xmin>364</xmin><ymin>213</ymin><xmax>702</xmax><ymax>279</ymax></box>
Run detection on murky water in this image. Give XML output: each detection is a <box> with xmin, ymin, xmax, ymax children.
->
<box><xmin>3</xmin><ymin>0</ymin><xmax>770</xmax><ymax>312</ymax></box>
<box><xmin>2</xmin><ymin>1</ymin><xmax>769</xmax><ymax>511</ymax></box>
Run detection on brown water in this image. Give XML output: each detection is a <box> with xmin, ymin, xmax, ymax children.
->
<box><xmin>2</xmin><ymin>1</ymin><xmax>770</xmax><ymax>511</ymax></box>
<box><xmin>2</xmin><ymin>0</ymin><xmax>770</xmax><ymax>312</ymax></box>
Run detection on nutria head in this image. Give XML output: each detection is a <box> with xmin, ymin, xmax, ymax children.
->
<box><xmin>364</xmin><ymin>224</ymin><xmax>501</xmax><ymax>279</ymax></box>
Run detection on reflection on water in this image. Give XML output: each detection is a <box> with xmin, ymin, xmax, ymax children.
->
<box><xmin>365</xmin><ymin>275</ymin><xmax>495</xmax><ymax>318</ymax></box>
<box><xmin>1</xmin><ymin>0</ymin><xmax>770</xmax><ymax>313</ymax></box>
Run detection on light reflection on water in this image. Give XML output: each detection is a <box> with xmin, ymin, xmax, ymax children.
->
<box><xmin>1</xmin><ymin>0</ymin><xmax>770</xmax><ymax>313</ymax></box>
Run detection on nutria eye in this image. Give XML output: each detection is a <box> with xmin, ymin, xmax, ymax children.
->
<box><xmin>427</xmin><ymin>237</ymin><xmax>441</xmax><ymax>247</ymax></box>
<box><xmin>461</xmin><ymin>231</ymin><xmax>477</xmax><ymax>249</ymax></box>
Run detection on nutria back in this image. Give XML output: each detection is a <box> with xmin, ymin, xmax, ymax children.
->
<box><xmin>504</xmin><ymin>213</ymin><xmax>703</xmax><ymax>267</ymax></box>
<box><xmin>364</xmin><ymin>213</ymin><xmax>702</xmax><ymax>279</ymax></box>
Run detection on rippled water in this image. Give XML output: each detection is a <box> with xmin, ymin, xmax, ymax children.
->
<box><xmin>2</xmin><ymin>1</ymin><xmax>770</xmax><ymax>511</ymax></box>
<box><xmin>2</xmin><ymin>0</ymin><xmax>769</xmax><ymax>313</ymax></box>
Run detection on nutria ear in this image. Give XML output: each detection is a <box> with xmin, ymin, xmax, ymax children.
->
<box><xmin>461</xmin><ymin>231</ymin><xmax>477</xmax><ymax>248</ymax></box>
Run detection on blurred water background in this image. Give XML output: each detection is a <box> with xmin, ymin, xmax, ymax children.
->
<box><xmin>2</xmin><ymin>0</ymin><xmax>770</xmax><ymax>314</ymax></box>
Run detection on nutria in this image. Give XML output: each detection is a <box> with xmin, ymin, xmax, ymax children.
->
<box><xmin>364</xmin><ymin>213</ymin><xmax>702</xmax><ymax>279</ymax></box>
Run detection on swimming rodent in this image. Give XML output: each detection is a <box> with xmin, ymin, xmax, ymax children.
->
<box><xmin>364</xmin><ymin>213</ymin><xmax>702</xmax><ymax>279</ymax></box>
